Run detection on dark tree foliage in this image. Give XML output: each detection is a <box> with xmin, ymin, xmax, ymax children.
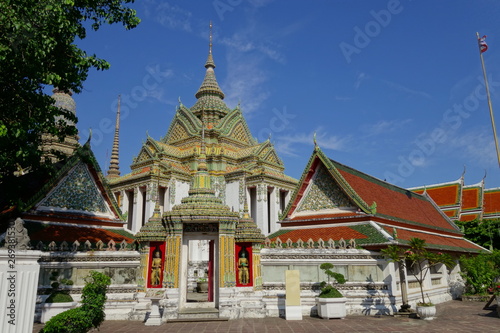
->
<box><xmin>0</xmin><ymin>0</ymin><xmax>139</xmax><ymax>189</ymax></box>
<box><xmin>455</xmin><ymin>219</ymin><xmax>500</xmax><ymax>250</ymax></box>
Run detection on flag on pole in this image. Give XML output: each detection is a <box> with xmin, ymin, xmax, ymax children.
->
<box><xmin>477</xmin><ymin>32</ymin><xmax>500</xmax><ymax>167</ymax></box>
<box><xmin>479</xmin><ymin>35</ymin><xmax>488</xmax><ymax>53</ymax></box>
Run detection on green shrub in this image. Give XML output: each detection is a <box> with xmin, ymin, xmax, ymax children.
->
<box><xmin>40</xmin><ymin>271</ymin><xmax>111</xmax><ymax>333</ymax></box>
<box><xmin>460</xmin><ymin>250</ymin><xmax>500</xmax><ymax>295</ymax></box>
<box><xmin>318</xmin><ymin>263</ymin><xmax>346</xmax><ymax>298</ymax></box>
<box><xmin>46</xmin><ymin>271</ymin><xmax>74</xmax><ymax>303</ymax></box>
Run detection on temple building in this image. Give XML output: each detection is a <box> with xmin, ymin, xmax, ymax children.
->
<box><xmin>106</xmin><ymin>31</ymin><xmax>297</xmax><ymax>237</ymax></box>
<box><xmin>0</xmin><ymin>26</ymin><xmax>491</xmax><ymax>325</ymax></box>
<box><xmin>409</xmin><ymin>176</ymin><xmax>500</xmax><ymax>222</ymax></box>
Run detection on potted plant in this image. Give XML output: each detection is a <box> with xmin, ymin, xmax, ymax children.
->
<box><xmin>316</xmin><ymin>263</ymin><xmax>347</xmax><ymax>319</ymax></box>
<box><xmin>41</xmin><ymin>271</ymin><xmax>76</xmax><ymax>323</ymax></box>
<box><xmin>382</xmin><ymin>237</ymin><xmax>454</xmax><ymax>320</ymax></box>
<box><xmin>196</xmin><ymin>277</ymin><xmax>208</xmax><ymax>293</ymax></box>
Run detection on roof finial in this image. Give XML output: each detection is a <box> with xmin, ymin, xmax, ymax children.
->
<box><xmin>203</xmin><ymin>21</ymin><xmax>216</xmax><ymax>69</ymax></box>
<box><xmin>209</xmin><ymin>21</ymin><xmax>213</xmax><ymax>55</ymax></box>
<box><xmin>313</xmin><ymin>132</ymin><xmax>318</xmax><ymax>149</ymax></box>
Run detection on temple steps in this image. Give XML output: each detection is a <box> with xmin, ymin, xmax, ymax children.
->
<box><xmin>170</xmin><ymin>308</ymin><xmax>229</xmax><ymax>322</ymax></box>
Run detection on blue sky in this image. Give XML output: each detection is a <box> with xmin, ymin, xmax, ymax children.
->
<box><xmin>73</xmin><ymin>0</ymin><xmax>500</xmax><ymax>189</ymax></box>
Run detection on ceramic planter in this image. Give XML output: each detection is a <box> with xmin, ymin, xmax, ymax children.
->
<box><xmin>416</xmin><ymin>304</ymin><xmax>436</xmax><ymax>320</ymax></box>
<box><xmin>196</xmin><ymin>281</ymin><xmax>209</xmax><ymax>293</ymax></box>
<box><xmin>41</xmin><ymin>301</ymin><xmax>77</xmax><ymax>323</ymax></box>
<box><xmin>316</xmin><ymin>297</ymin><xmax>347</xmax><ymax>319</ymax></box>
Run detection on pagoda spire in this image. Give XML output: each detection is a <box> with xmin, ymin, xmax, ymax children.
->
<box><xmin>107</xmin><ymin>95</ymin><xmax>121</xmax><ymax>178</ymax></box>
<box><xmin>195</xmin><ymin>21</ymin><xmax>224</xmax><ymax>100</ymax></box>
<box><xmin>191</xmin><ymin>21</ymin><xmax>230</xmax><ymax>123</ymax></box>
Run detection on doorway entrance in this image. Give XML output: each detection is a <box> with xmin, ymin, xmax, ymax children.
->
<box><xmin>179</xmin><ymin>233</ymin><xmax>218</xmax><ymax>309</ymax></box>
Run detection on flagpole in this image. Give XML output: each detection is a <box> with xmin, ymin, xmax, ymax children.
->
<box><xmin>477</xmin><ymin>32</ymin><xmax>500</xmax><ymax>168</ymax></box>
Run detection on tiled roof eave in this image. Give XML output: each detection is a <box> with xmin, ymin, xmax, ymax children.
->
<box><xmin>371</xmin><ymin>214</ymin><xmax>462</xmax><ymax>236</ymax></box>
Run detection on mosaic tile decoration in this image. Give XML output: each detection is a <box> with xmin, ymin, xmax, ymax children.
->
<box><xmin>296</xmin><ymin>164</ymin><xmax>352</xmax><ymax>212</ymax></box>
<box><xmin>40</xmin><ymin>162</ymin><xmax>109</xmax><ymax>213</ymax></box>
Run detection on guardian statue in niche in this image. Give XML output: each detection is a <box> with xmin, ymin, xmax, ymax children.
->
<box><xmin>150</xmin><ymin>248</ymin><xmax>162</xmax><ymax>287</ymax></box>
<box><xmin>238</xmin><ymin>247</ymin><xmax>250</xmax><ymax>285</ymax></box>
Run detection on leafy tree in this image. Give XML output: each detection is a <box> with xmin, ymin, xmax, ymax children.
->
<box><xmin>382</xmin><ymin>237</ymin><xmax>455</xmax><ymax>306</ymax></box>
<box><xmin>455</xmin><ymin>219</ymin><xmax>500</xmax><ymax>250</ymax></box>
<box><xmin>0</xmin><ymin>1</ymin><xmax>140</xmax><ymax>188</ymax></box>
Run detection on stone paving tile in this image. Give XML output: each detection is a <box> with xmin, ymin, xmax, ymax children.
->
<box><xmin>33</xmin><ymin>300</ymin><xmax>499</xmax><ymax>333</ymax></box>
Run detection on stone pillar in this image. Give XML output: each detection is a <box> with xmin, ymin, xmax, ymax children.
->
<box><xmin>255</xmin><ymin>184</ymin><xmax>269</xmax><ymax>235</ymax></box>
<box><xmin>268</xmin><ymin>187</ymin><xmax>278</xmax><ymax>234</ymax></box>
<box><xmin>0</xmin><ymin>218</ymin><xmax>42</xmax><ymax>333</ymax></box>
<box><xmin>219</xmin><ymin>221</ymin><xmax>236</xmax><ymax>287</ymax></box>
<box><xmin>164</xmin><ymin>224</ymin><xmax>182</xmax><ymax>288</ymax></box>
<box><xmin>121</xmin><ymin>190</ymin><xmax>129</xmax><ymax>216</ymax></box>
<box><xmin>252</xmin><ymin>244</ymin><xmax>262</xmax><ymax>289</ymax></box>
<box><xmin>143</xmin><ymin>184</ymin><xmax>155</xmax><ymax>223</ymax></box>
<box><xmin>131</xmin><ymin>187</ymin><xmax>140</xmax><ymax>233</ymax></box>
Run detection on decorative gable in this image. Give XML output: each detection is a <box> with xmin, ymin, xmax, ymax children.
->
<box><xmin>296</xmin><ymin>164</ymin><xmax>354</xmax><ymax>213</ymax></box>
<box><xmin>37</xmin><ymin>162</ymin><xmax>113</xmax><ymax>216</ymax></box>
<box><xmin>167</xmin><ymin>121</ymin><xmax>190</xmax><ymax>143</ymax></box>
<box><xmin>229</xmin><ymin>121</ymin><xmax>251</xmax><ymax>144</ymax></box>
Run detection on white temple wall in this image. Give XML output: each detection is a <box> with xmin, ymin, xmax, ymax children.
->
<box><xmin>174</xmin><ymin>180</ymin><xmax>190</xmax><ymax>206</ymax></box>
<box><xmin>35</xmin><ymin>251</ymin><xmax>140</xmax><ymax>321</ymax></box>
<box><xmin>225</xmin><ymin>180</ymin><xmax>240</xmax><ymax>213</ymax></box>
<box><xmin>258</xmin><ymin>247</ymin><xmax>458</xmax><ymax>317</ymax></box>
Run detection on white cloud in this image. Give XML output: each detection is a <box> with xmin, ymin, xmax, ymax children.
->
<box><xmin>362</xmin><ymin>119</ymin><xmax>413</xmax><ymax>136</ymax></box>
<box><xmin>222</xmin><ymin>54</ymin><xmax>270</xmax><ymax>114</ymax></box>
<box><xmin>274</xmin><ymin>129</ymin><xmax>347</xmax><ymax>157</ymax></box>
<box><xmin>143</xmin><ymin>1</ymin><xmax>192</xmax><ymax>32</ymax></box>
<box><xmin>447</xmin><ymin>127</ymin><xmax>497</xmax><ymax>165</ymax></box>
<box><xmin>354</xmin><ymin>72</ymin><xmax>367</xmax><ymax>89</ymax></box>
<box><xmin>382</xmin><ymin>79</ymin><xmax>432</xmax><ymax>99</ymax></box>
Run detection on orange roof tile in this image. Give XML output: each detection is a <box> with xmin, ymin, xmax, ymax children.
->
<box><xmin>383</xmin><ymin>226</ymin><xmax>483</xmax><ymax>252</ymax></box>
<box><xmin>484</xmin><ymin>189</ymin><xmax>500</xmax><ymax>215</ymax></box>
<box><xmin>461</xmin><ymin>187</ymin><xmax>481</xmax><ymax>211</ymax></box>
<box><xmin>334</xmin><ymin>164</ymin><xmax>458</xmax><ymax>233</ymax></box>
<box><xmin>29</xmin><ymin>224</ymin><xmax>134</xmax><ymax>244</ymax></box>
<box><xmin>269</xmin><ymin>226</ymin><xmax>367</xmax><ymax>243</ymax></box>
<box><xmin>418</xmin><ymin>184</ymin><xmax>461</xmax><ymax>207</ymax></box>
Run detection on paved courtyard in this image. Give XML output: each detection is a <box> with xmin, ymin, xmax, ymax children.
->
<box><xmin>33</xmin><ymin>300</ymin><xmax>498</xmax><ymax>332</ymax></box>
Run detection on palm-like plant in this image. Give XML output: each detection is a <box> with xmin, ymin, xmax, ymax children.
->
<box><xmin>382</xmin><ymin>237</ymin><xmax>454</xmax><ymax>306</ymax></box>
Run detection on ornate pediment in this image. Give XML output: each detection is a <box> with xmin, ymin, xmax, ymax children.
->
<box><xmin>166</xmin><ymin>121</ymin><xmax>190</xmax><ymax>143</ymax></box>
<box><xmin>163</xmin><ymin>105</ymin><xmax>202</xmax><ymax>144</ymax></box>
<box><xmin>296</xmin><ymin>164</ymin><xmax>354</xmax><ymax>213</ymax></box>
<box><xmin>258</xmin><ymin>144</ymin><xmax>283</xmax><ymax>166</ymax></box>
<box><xmin>38</xmin><ymin>162</ymin><xmax>112</xmax><ymax>215</ymax></box>
<box><xmin>216</xmin><ymin>108</ymin><xmax>256</xmax><ymax>146</ymax></box>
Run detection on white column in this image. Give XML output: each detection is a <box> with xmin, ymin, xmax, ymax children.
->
<box><xmin>120</xmin><ymin>190</ymin><xmax>129</xmax><ymax>215</ymax></box>
<box><xmin>0</xmin><ymin>250</ymin><xmax>42</xmax><ymax>333</ymax></box>
<box><xmin>143</xmin><ymin>183</ymin><xmax>155</xmax><ymax>222</ymax></box>
<box><xmin>131</xmin><ymin>187</ymin><xmax>142</xmax><ymax>233</ymax></box>
<box><xmin>268</xmin><ymin>187</ymin><xmax>278</xmax><ymax>234</ymax></box>
<box><xmin>255</xmin><ymin>184</ymin><xmax>269</xmax><ymax>235</ymax></box>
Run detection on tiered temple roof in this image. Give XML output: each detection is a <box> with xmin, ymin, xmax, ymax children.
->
<box><xmin>409</xmin><ymin>176</ymin><xmax>500</xmax><ymax>222</ymax></box>
<box><xmin>268</xmin><ymin>146</ymin><xmax>484</xmax><ymax>254</ymax></box>
<box><xmin>108</xmin><ymin>38</ymin><xmax>296</xmax><ymax>191</ymax></box>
